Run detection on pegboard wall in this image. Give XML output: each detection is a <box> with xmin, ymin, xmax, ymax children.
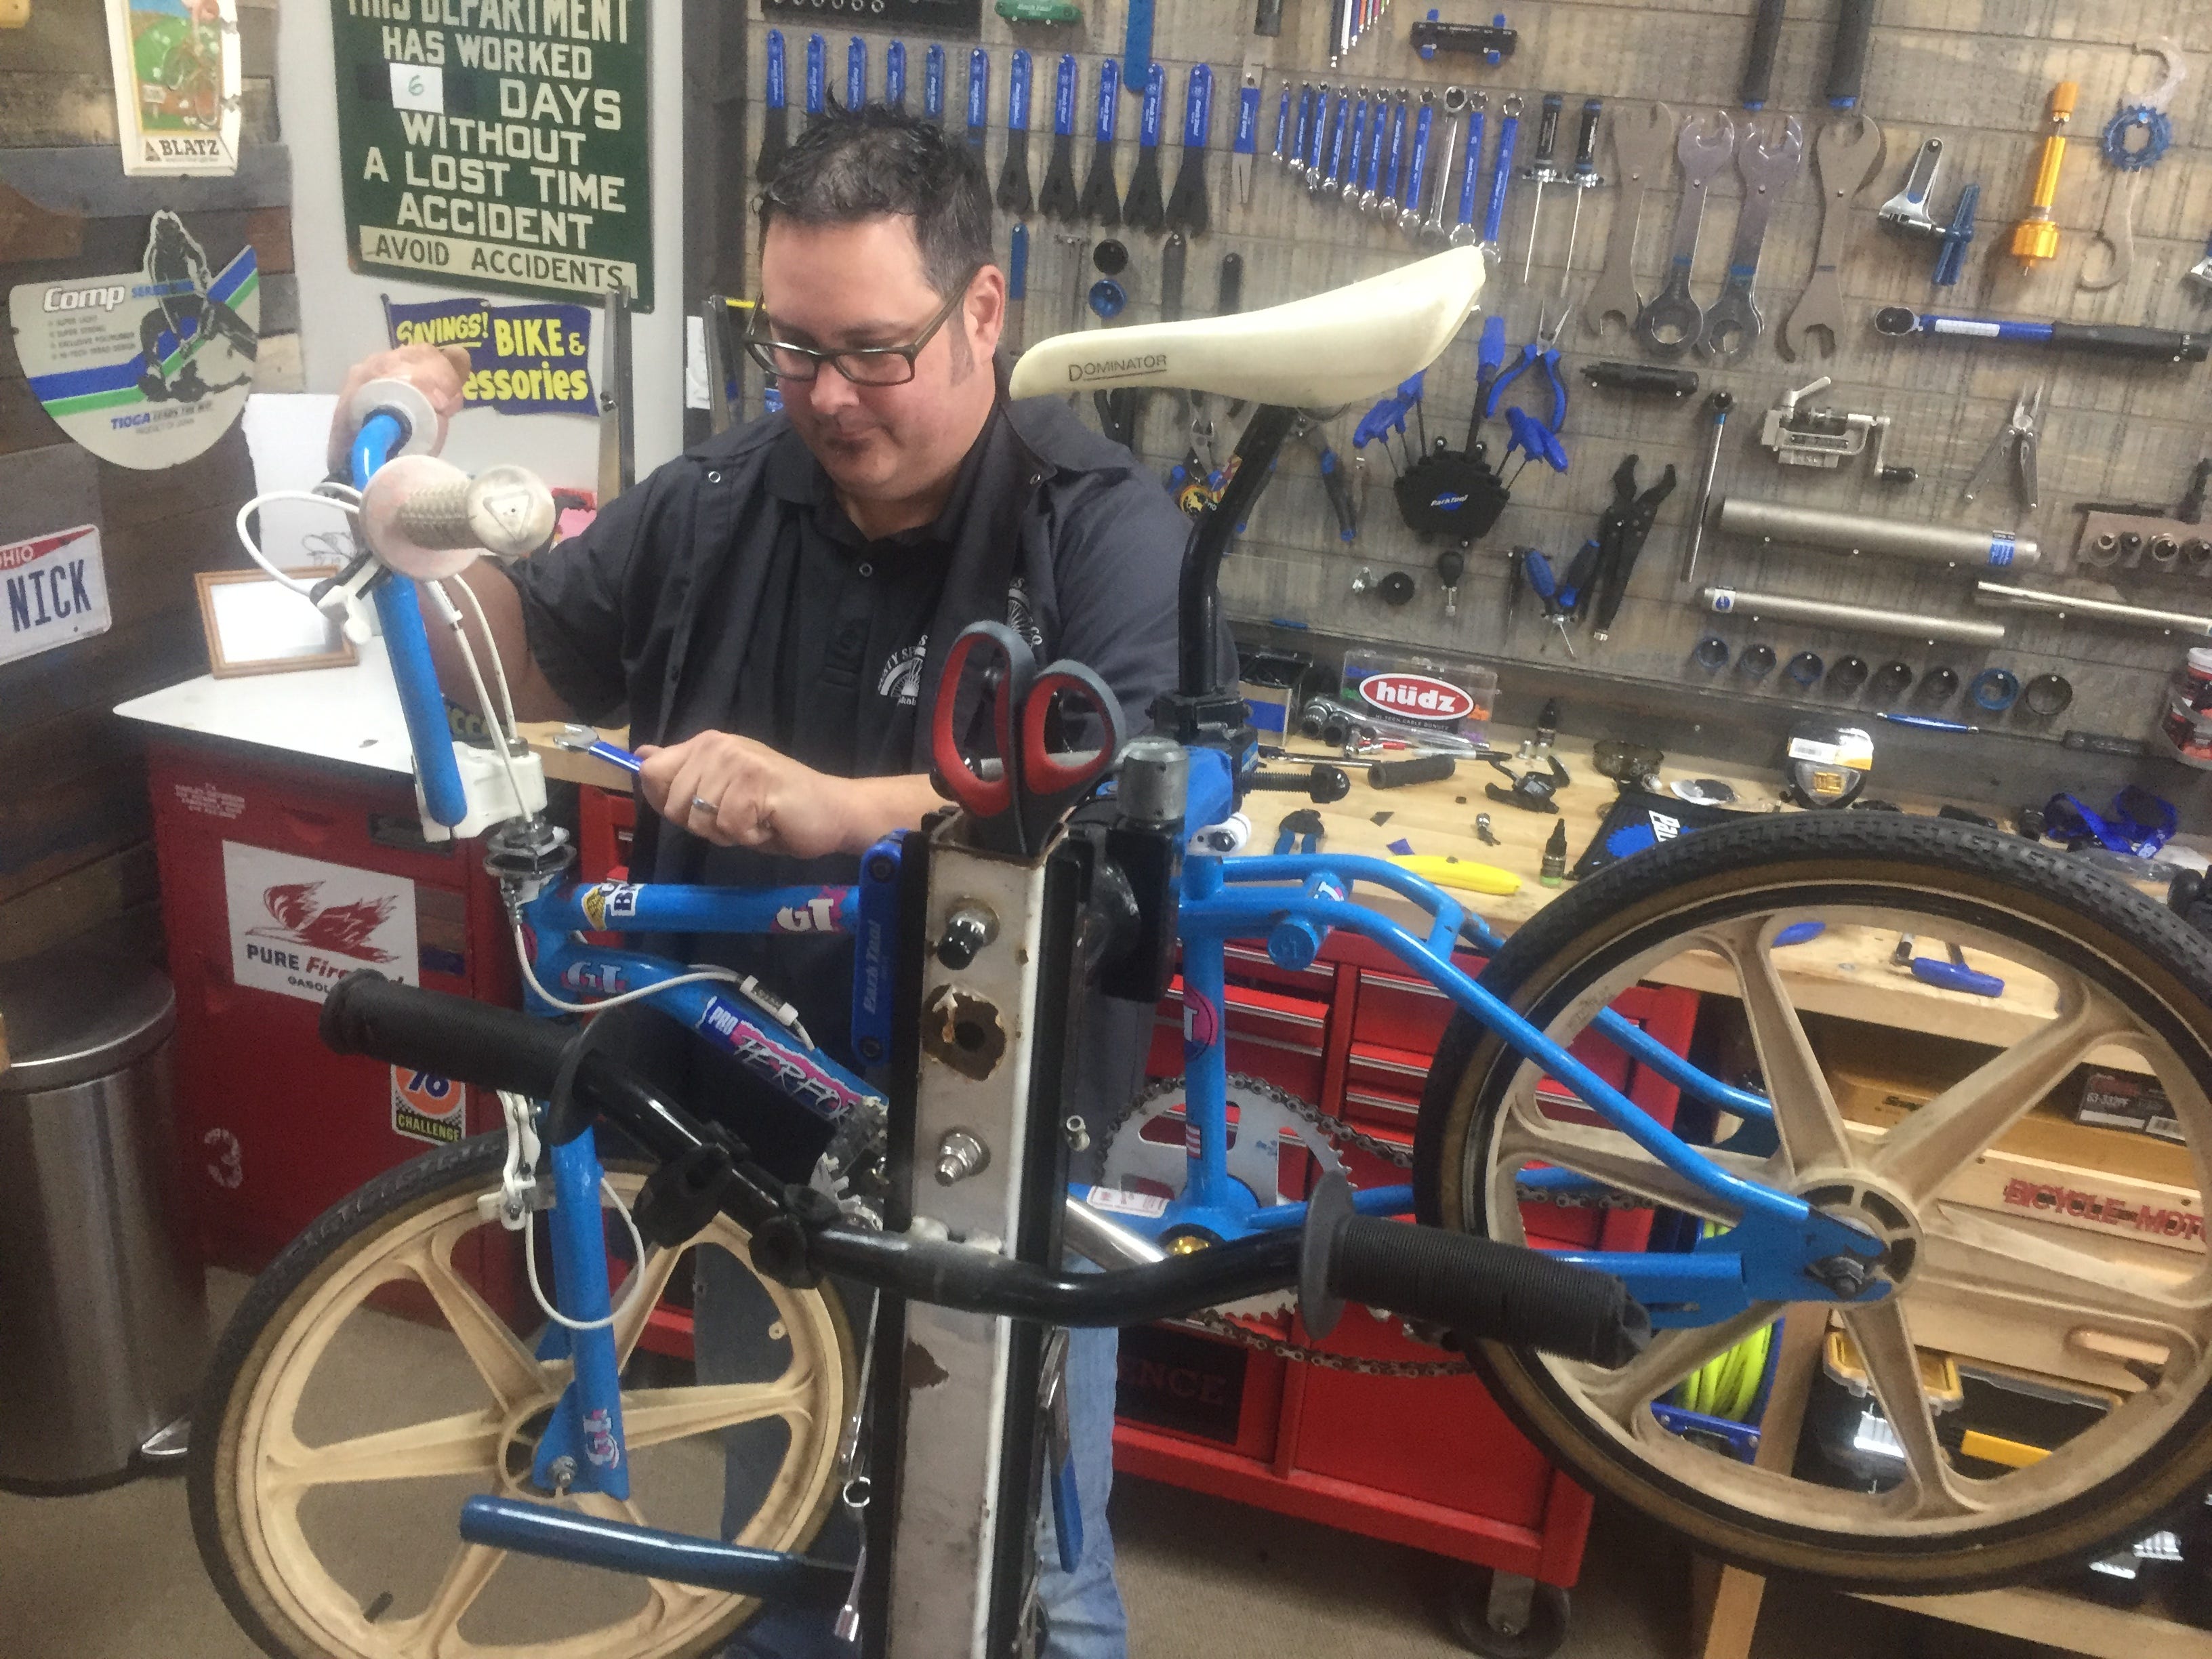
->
<box><xmin>739</xmin><ymin>2</ymin><xmax>2212</xmax><ymax>756</ymax></box>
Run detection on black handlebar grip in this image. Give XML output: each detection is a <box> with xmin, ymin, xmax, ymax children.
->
<box><xmin>2047</xmin><ymin>322</ymin><xmax>2211</xmax><ymax>363</ymax></box>
<box><xmin>1572</xmin><ymin>97</ymin><xmax>1603</xmax><ymax>167</ymax></box>
<box><xmin>1825</xmin><ymin>0</ymin><xmax>1875</xmax><ymax>108</ymax></box>
<box><xmin>1530</xmin><ymin>91</ymin><xmax>1563</xmax><ymax>162</ymax></box>
<box><xmin>1369</xmin><ymin>754</ymin><xmax>1456</xmax><ymax>790</ymax></box>
<box><xmin>1740</xmin><ymin>0</ymin><xmax>1786</xmax><ymax>110</ymax></box>
<box><xmin>322</xmin><ymin>971</ymin><xmax>570</xmax><ymax>1097</ymax></box>
<box><xmin>1300</xmin><ymin>1178</ymin><xmax>1648</xmax><ymax>1368</ymax></box>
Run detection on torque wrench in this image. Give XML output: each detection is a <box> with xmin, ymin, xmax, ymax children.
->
<box><xmin>1874</xmin><ymin>307</ymin><xmax>2210</xmax><ymax>363</ymax></box>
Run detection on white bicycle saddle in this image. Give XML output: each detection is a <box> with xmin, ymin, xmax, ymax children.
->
<box><xmin>1007</xmin><ymin>245</ymin><xmax>1484</xmax><ymax>409</ymax></box>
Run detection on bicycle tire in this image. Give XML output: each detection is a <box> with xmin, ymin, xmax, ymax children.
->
<box><xmin>188</xmin><ymin>1133</ymin><xmax>852</xmax><ymax>1659</ymax></box>
<box><xmin>1413</xmin><ymin>811</ymin><xmax>2212</xmax><ymax>1591</ymax></box>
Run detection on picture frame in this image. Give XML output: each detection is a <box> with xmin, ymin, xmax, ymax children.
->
<box><xmin>103</xmin><ymin>0</ymin><xmax>243</xmax><ymax>178</ymax></box>
<box><xmin>194</xmin><ymin>568</ymin><xmax>356</xmax><ymax>678</ymax></box>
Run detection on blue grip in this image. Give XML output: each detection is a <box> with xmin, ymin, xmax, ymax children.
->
<box><xmin>1363</xmin><ymin>97</ymin><xmax>1389</xmax><ymax>194</ymax></box>
<box><xmin>1308</xmin><ymin>86</ymin><xmax>1332</xmax><ymax>173</ymax></box>
<box><xmin>1182</xmin><ymin>64</ymin><xmax>1211</xmax><ymax>149</ymax></box>
<box><xmin>1122</xmin><ymin>0</ymin><xmax>1154</xmax><ymax>99</ymax></box>
<box><xmin>1094</xmin><ymin>58</ymin><xmax>1119</xmax><ymax>140</ymax></box>
<box><xmin>1054</xmin><ymin>53</ymin><xmax>1078</xmax><ymax>136</ymax></box>
<box><xmin>1326</xmin><ymin>89</ymin><xmax>1351</xmax><ymax>184</ymax></box>
<box><xmin>1405</xmin><ymin>98</ymin><xmax>1435</xmax><ymax>211</ymax></box>
<box><xmin>1008</xmin><ymin>49</ymin><xmax>1031</xmax><ymax>130</ymax></box>
<box><xmin>967</xmin><ymin>49</ymin><xmax>989</xmax><ymax>136</ymax></box>
<box><xmin>925</xmin><ymin>43</ymin><xmax>945</xmax><ymax>119</ymax></box>
<box><xmin>1271</xmin><ymin>83</ymin><xmax>1290</xmax><ymax>157</ymax></box>
<box><xmin>1484</xmin><ymin>108</ymin><xmax>1517</xmax><ymax>241</ymax></box>
<box><xmin>765</xmin><ymin>30</ymin><xmax>785</xmax><ymax>109</ymax></box>
<box><xmin>1343</xmin><ymin>90</ymin><xmax>1370</xmax><ymax>186</ymax></box>
<box><xmin>1139</xmin><ymin>62</ymin><xmax>1164</xmax><ymax>147</ymax></box>
<box><xmin>1009</xmin><ymin>220</ymin><xmax>1029</xmax><ymax>298</ymax></box>
<box><xmin>1235</xmin><ymin>79</ymin><xmax>1260</xmax><ymax>155</ymax></box>
<box><xmin>1479</xmin><ymin>312</ymin><xmax>1506</xmax><ymax>376</ymax></box>
<box><xmin>1457</xmin><ymin>108</ymin><xmax>1485</xmax><ymax>224</ymax></box>
<box><xmin>804</xmin><ymin>34</ymin><xmax>824</xmax><ymax>115</ymax></box>
<box><xmin>1911</xmin><ymin>957</ymin><xmax>2006</xmax><ymax>998</ymax></box>
<box><xmin>585</xmin><ymin>739</ymin><xmax>642</xmax><ymax>775</ymax></box>
<box><xmin>1523</xmin><ymin>548</ymin><xmax>1557</xmax><ymax>598</ymax></box>
<box><xmin>373</xmin><ymin>580</ymin><xmax>469</xmax><ymax>829</ymax></box>
<box><xmin>846</xmin><ymin>35</ymin><xmax>865</xmax><ymax>110</ymax></box>
<box><xmin>1774</xmin><ymin>920</ymin><xmax>1826</xmax><ymax>947</ymax></box>
<box><xmin>885</xmin><ymin>41</ymin><xmax>906</xmax><ymax>108</ymax></box>
<box><xmin>1384</xmin><ymin>96</ymin><xmax>1408</xmax><ymax>198</ymax></box>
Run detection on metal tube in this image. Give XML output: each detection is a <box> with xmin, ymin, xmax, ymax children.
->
<box><xmin>1716</xmin><ymin>496</ymin><xmax>2041</xmax><ymax>568</ymax></box>
<box><xmin>1061</xmin><ymin>1195</ymin><xmax>1168</xmax><ymax>1267</ymax></box>
<box><xmin>1702</xmin><ymin>586</ymin><xmax>2007</xmax><ymax>645</ymax></box>
<box><xmin>1975</xmin><ymin>581</ymin><xmax>2212</xmax><ymax>636</ymax></box>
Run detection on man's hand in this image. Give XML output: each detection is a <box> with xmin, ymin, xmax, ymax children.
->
<box><xmin>638</xmin><ymin>732</ymin><xmax>943</xmax><ymax>859</ymax></box>
<box><xmin>327</xmin><ymin>342</ymin><xmax>473</xmax><ymax>474</ymax></box>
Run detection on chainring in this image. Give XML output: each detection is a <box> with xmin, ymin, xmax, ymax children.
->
<box><xmin>1098</xmin><ymin>1073</ymin><xmax>1349</xmax><ymax>1317</ymax></box>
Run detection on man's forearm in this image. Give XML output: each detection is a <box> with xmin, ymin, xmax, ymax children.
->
<box><xmin>840</xmin><ymin>773</ymin><xmax>950</xmax><ymax>853</ymax></box>
<box><xmin>426</xmin><ymin>565</ymin><xmax>573</xmax><ymax>724</ymax></box>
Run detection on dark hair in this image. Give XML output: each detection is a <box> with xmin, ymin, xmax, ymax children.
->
<box><xmin>757</xmin><ymin>104</ymin><xmax>994</xmax><ymax>299</ymax></box>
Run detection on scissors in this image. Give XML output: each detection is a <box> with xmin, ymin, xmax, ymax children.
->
<box><xmin>930</xmin><ymin>621</ymin><xmax>1126</xmax><ymax>856</ymax></box>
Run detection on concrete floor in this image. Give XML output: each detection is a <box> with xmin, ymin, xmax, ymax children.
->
<box><xmin>0</xmin><ymin>1267</ymin><xmax>2070</xmax><ymax>1659</ymax></box>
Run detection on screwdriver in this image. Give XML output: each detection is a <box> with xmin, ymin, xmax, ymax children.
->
<box><xmin>1519</xmin><ymin>92</ymin><xmax>1565</xmax><ymax>283</ymax></box>
<box><xmin>1521</xmin><ymin>548</ymin><xmax>1578</xmax><ymax>656</ymax></box>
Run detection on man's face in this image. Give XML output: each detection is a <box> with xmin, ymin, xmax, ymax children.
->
<box><xmin>759</xmin><ymin>217</ymin><xmax>1002</xmax><ymax>506</ymax></box>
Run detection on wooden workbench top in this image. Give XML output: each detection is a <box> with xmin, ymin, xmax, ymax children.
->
<box><xmin>523</xmin><ymin>720</ymin><xmax>2128</xmax><ymax>1053</ymax></box>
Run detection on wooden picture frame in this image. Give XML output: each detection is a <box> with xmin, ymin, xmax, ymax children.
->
<box><xmin>194</xmin><ymin>568</ymin><xmax>356</xmax><ymax>678</ymax></box>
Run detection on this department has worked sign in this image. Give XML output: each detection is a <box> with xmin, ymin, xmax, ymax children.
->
<box><xmin>329</xmin><ymin>0</ymin><xmax>653</xmax><ymax>309</ymax></box>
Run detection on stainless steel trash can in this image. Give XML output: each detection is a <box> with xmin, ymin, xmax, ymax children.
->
<box><xmin>0</xmin><ymin>939</ymin><xmax>206</xmax><ymax>1486</ymax></box>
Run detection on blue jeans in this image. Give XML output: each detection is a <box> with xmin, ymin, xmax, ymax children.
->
<box><xmin>700</xmin><ymin>1249</ymin><xmax>1128</xmax><ymax>1659</ymax></box>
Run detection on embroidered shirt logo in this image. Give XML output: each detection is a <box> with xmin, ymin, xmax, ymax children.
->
<box><xmin>878</xmin><ymin>638</ymin><xmax>926</xmax><ymax>705</ymax></box>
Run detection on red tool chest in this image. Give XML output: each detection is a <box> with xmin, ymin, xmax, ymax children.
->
<box><xmin>147</xmin><ymin>741</ymin><xmax>520</xmax><ymax>1271</ymax></box>
<box><xmin>1118</xmin><ymin>928</ymin><xmax>1700</xmax><ymax>1590</ymax></box>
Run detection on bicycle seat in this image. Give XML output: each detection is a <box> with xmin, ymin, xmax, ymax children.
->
<box><xmin>1008</xmin><ymin>246</ymin><xmax>1485</xmax><ymax>409</ymax></box>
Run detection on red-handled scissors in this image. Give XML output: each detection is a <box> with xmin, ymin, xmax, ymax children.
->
<box><xmin>930</xmin><ymin>621</ymin><xmax>1126</xmax><ymax>855</ymax></box>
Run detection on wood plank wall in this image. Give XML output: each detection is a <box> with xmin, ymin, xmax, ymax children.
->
<box><xmin>736</xmin><ymin>1</ymin><xmax>2212</xmax><ymax>778</ymax></box>
<box><xmin>0</xmin><ymin>0</ymin><xmax>296</xmax><ymax>958</ymax></box>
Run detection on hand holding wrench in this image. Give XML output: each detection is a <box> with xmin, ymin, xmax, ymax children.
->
<box><xmin>1696</xmin><ymin>114</ymin><xmax>1803</xmax><ymax>363</ymax></box>
<box><xmin>1582</xmin><ymin>102</ymin><xmax>1673</xmax><ymax>335</ymax></box>
<box><xmin>1635</xmin><ymin>110</ymin><xmax>1734</xmax><ymax>355</ymax></box>
<box><xmin>1781</xmin><ymin>113</ymin><xmax>1883</xmax><ymax>361</ymax></box>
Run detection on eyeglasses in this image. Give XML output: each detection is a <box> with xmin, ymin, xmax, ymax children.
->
<box><xmin>743</xmin><ymin>270</ymin><xmax>979</xmax><ymax>386</ymax></box>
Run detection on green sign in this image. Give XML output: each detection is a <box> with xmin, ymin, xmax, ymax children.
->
<box><xmin>329</xmin><ymin>0</ymin><xmax>653</xmax><ymax>310</ymax></box>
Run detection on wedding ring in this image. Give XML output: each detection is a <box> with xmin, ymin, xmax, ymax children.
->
<box><xmin>690</xmin><ymin>795</ymin><xmax>718</xmax><ymax>816</ymax></box>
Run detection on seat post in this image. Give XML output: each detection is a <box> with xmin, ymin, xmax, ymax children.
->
<box><xmin>1179</xmin><ymin>403</ymin><xmax>1298</xmax><ymax>699</ymax></box>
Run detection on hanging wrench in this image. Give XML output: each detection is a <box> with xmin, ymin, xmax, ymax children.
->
<box><xmin>1423</xmin><ymin>87</ymin><xmax>1469</xmax><ymax>244</ymax></box>
<box><xmin>1338</xmin><ymin>85</ymin><xmax>1371</xmax><ymax>207</ymax></box>
<box><xmin>1377</xmin><ymin>91</ymin><xmax>1410</xmax><ymax>222</ymax></box>
<box><xmin>1313</xmin><ymin>78</ymin><xmax>1351</xmax><ymax>198</ymax></box>
<box><xmin>1356</xmin><ymin>89</ymin><xmax>1391</xmax><ymax>211</ymax></box>
<box><xmin>1479</xmin><ymin>94</ymin><xmax>1522</xmax><ymax>265</ymax></box>
<box><xmin>1399</xmin><ymin>90</ymin><xmax>1438</xmax><ymax>235</ymax></box>
<box><xmin>1635</xmin><ymin>110</ymin><xmax>1735</xmax><ymax>356</ymax></box>
<box><xmin>2081</xmin><ymin>37</ymin><xmax>2186</xmax><ymax>293</ymax></box>
<box><xmin>1449</xmin><ymin>94</ymin><xmax>1487</xmax><ymax>245</ymax></box>
<box><xmin>1583</xmin><ymin>102</ymin><xmax>1674</xmax><ymax>337</ymax></box>
<box><xmin>1696</xmin><ymin>113</ymin><xmax>1803</xmax><ymax>364</ymax></box>
<box><xmin>1780</xmin><ymin>112</ymin><xmax>1885</xmax><ymax>361</ymax></box>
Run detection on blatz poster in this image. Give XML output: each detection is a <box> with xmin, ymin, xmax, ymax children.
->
<box><xmin>103</xmin><ymin>0</ymin><xmax>243</xmax><ymax>178</ymax></box>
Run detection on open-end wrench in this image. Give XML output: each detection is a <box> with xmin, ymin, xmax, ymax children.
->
<box><xmin>1583</xmin><ymin>102</ymin><xmax>1673</xmax><ymax>337</ymax></box>
<box><xmin>1697</xmin><ymin>114</ymin><xmax>1803</xmax><ymax>363</ymax></box>
<box><xmin>1313</xmin><ymin>78</ymin><xmax>1350</xmax><ymax>198</ymax></box>
<box><xmin>1378</xmin><ymin>91</ymin><xmax>1410</xmax><ymax>222</ymax></box>
<box><xmin>1479</xmin><ymin>94</ymin><xmax>1522</xmax><ymax>265</ymax></box>
<box><xmin>1635</xmin><ymin>110</ymin><xmax>1734</xmax><ymax>356</ymax></box>
<box><xmin>1423</xmin><ymin>87</ymin><xmax>1469</xmax><ymax>244</ymax></box>
<box><xmin>1339</xmin><ymin>85</ymin><xmax>1371</xmax><ymax>207</ymax></box>
<box><xmin>1449</xmin><ymin>94</ymin><xmax>1487</xmax><ymax>245</ymax></box>
<box><xmin>1287</xmin><ymin>81</ymin><xmax>1314</xmax><ymax>176</ymax></box>
<box><xmin>1398</xmin><ymin>90</ymin><xmax>1437</xmax><ymax>235</ymax></box>
<box><xmin>1356</xmin><ymin>90</ymin><xmax>1391</xmax><ymax>211</ymax></box>
<box><xmin>1781</xmin><ymin>113</ymin><xmax>1884</xmax><ymax>361</ymax></box>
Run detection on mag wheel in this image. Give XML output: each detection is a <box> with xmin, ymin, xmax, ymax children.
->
<box><xmin>189</xmin><ymin>1134</ymin><xmax>851</xmax><ymax>1659</ymax></box>
<box><xmin>1414</xmin><ymin>813</ymin><xmax>2212</xmax><ymax>1592</ymax></box>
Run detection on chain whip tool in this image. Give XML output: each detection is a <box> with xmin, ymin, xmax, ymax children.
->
<box><xmin>1519</xmin><ymin>91</ymin><xmax>1565</xmax><ymax>281</ymax></box>
<box><xmin>1583</xmin><ymin>102</ymin><xmax>1673</xmax><ymax>337</ymax></box>
<box><xmin>1635</xmin><ymin>109</ymin><xmax>1734</xmax><ymax>356</ymax></box>
<box><xmin>1781</xmin><ymin>113</ymin><xmax>1883</xmax><ymax>361</ymax></box>
<box><xmin>1696</xmin><ymin>113</ymin><xmax>1803</xmax><ymax>363</ymax></box>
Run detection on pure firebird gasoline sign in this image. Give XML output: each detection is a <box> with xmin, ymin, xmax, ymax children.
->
<box><xmin>329</xmin><ymin>0</ymin><xmax>653</xmax><ymax>310</ymax></box>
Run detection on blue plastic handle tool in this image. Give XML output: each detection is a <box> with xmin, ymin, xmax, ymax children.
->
<box><xmin>1877</xmin><ymin>712</ymin><xmax>1980</xmax><ymax>733</ymax></box>
<box><xmin>1235</xmin><ymin>75</ymin><xmax>1261</xmax><ymax>157</ymax></box>
<box><xmin>1308</xmin><ymin>85</ymin><xmax>1333</xmax><ymax>176</ymax></box>
<box><xmin>925</xmin><ymin>43</ymin><xmax>945</xmax><ymax>123</ymax></box>
<box><xmin>1404</xmin><ymin>94</ymin><xmax>1435</xmax><ymax>220</ymax></box>
<box><xmin>765</xmin><ymin>30</ymin><xmax>785</xmax><ymax>109</ymax></box>
<box><xmin>1418</xmin><ymin>5</ymin><xmax>1439</xmax><ymax>60</ymax></box>
<box><xmin>1271</xmin><ymin>81</ymin><xmax>1291</xmax><ymax>161</ymax></box>
<box><xmin>847</xmin><ymin>36</ymin><xmax>866</xmax><ymax>110</ymax></box>
<box><xmin>1505</xmin><ymin>406</ymin><xmax>1568</xmax><ymax>472</ymax></box>
<box><xmin>1910</xmin><ymin>948</ymin><xmax>2005</xmax><ymax>998</ymax></box>
<box><xmin>1093</xmin><ymin>58</ymin><xmax>1119</xmax><ymax>142</ymax></box>
<box><xmin>1932</xmin><ymin>181</ymin><xmax>1978</xmax><ymax>287</ymax></box>
<box><xmin>804</xmin><ymin>35</ymin><xmax>825</xmax><ymax>117</ymax></box>
<box><xmin>1139</xmin><ymin>62</ymin><xmax>1165</xmax><ymax>149</ymax></box>
<box><xmin>1009</xmin><ymin>220</ymin><xmax>1028</xmax><ymax>300</ymax></box>
<box><xmin>1523</xmin><ymin>547</ymin><xmax>1560</xmax><ymax>602</ymax></box>
<box><xmin>1053</xmin><ymin>53</ymin><xmax>1078</xmax><ymax>137</ymax></box>
<box><xmin>351</xmin><ymin>411</ymin><xmax>466</xmax><ymax>829</ymax></box>
<box><xmin>1122</xmin><ymin>0</ymin><xmax>1154</xmax><ymax>105</ymax></box>
<box><xmin>1456</xmin><ymin>101</ymin><xmax>1486</xmax><ymax>228</ymax></box>
<box><xmin>1182</xmin><ymin>64</ymin><xmax>1211</xmax><ymax>149</ymax></box>
<box><xmin>1384</xmin><ymin>94</ymin><xmax>1408</xmax><ymax>201</ymax></box>
<box><xmin>1008</xmin><ymin>49</ymin><xmax>1031</xmax><ymax>131</ymax></box>
<box><xmin>1343</xmin><ymin>87</ymin><xmax>1370</xmax><ymax>191</ymax></box>
<box><xmin>967</xmin><ymin>49</ymin><xmax>990</xmax><ymax>146</ymax></box>
<box><xmin>1478</xmin><ymin>312</ymin><xmax>1506</xmax><ymax>391</ymax></box>
<box><xmin>1290</xmin><ymin>83</ymin><xmax>1314</xmax><ymax>172</ymax></box>
<box><xmin>1774</xmin><ymin>920</ymin><xmax>1826</xmax><ymax>947</ymax></box>
<box><xmin>1483</xmin><ymin>98</ymin><xmax>1519</xmax><ymax>247</ymax></box>
<box><xmin>1362</xmin><ymin>96</ymin><xmax>1389</xmax><ymax>197</ymax></box>
<box><xmin>1326</xmin><ymin>84</ymin><xmax>1352</xmax><ymax>186</ymax></box>
<box><xmin>885</xmin><ymin>41</ymin><xmax>906</xmax><ymax>108</ymax></box>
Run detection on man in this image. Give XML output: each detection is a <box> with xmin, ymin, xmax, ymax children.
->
<box><xmin>328</xmin><ymin>106</ymin><xmax>1198</xmax><ymax>1657</ymax></box>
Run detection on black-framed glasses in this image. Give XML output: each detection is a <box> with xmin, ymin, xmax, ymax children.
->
<box><xmin>743</xmin><ymin>270</ymin><xmax>979</xmax><ymax>386</ymax></box>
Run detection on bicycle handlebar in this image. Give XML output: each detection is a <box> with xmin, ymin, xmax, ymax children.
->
<box><xmin>323</xmin><ymin>970</ymin><xmax>570</xmax><ymax>1096</ymax></box>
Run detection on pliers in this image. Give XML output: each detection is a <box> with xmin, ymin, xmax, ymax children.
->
<box><xmin>1290</xmin><ymin>415</ymin><xmax>1359</xmax><ymax>542</ymax></box>
<box><xmin>1558</xmin><ymin>454</ymin><xmax>1677</xmax><ymax>641</ymax></box>
<box><xmin>1481</xmin><ymin>302</ymin><xmax>1571</xmax><ymax>430</ymax></box>
<box><xmin>1961</xmin><ymin>383</ymin><xmax>2041</xmax><ymax>514</ymax></box>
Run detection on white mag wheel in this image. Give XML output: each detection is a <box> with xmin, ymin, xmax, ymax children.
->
<box><xmin>1413</xmin><ymin>813</ymin><xmax>2212</xmax><ymax>1592</ymax></box>
<box><xmin>189</xmin><ymin>1134</ymin><xmax>851</xmax><ymax>1659</ymax></box>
